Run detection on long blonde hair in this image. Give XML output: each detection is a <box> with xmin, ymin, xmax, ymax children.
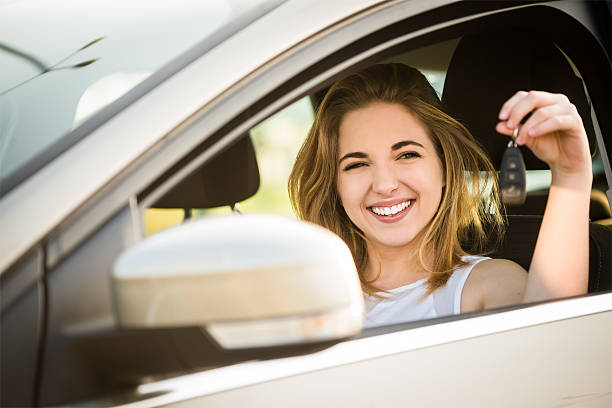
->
<box><xmin>289</xmin><ymin>63</ymin><xmax>504</xmax><ymax>295</ymax></box>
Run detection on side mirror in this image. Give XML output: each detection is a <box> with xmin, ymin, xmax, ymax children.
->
<box><xmin>112</xmin><ymin>215</ymin><xmax>364</xmax><ymax>350</ymax></box>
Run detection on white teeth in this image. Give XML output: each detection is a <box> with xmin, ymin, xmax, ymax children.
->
<box><xmin>371</xmin><ymin>200</ymin><xmax>411</xmax><ymax>216</ymax></box>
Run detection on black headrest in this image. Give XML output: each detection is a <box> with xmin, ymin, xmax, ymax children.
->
<box><xmin>442</xmin><ymin>30</ymin><xmax>595</xmax><ymax>170</ymax></box>
<box><xmin>153</xmin><ymin>135</ymin><xmax>260</xmax><ymax>209</ymax></box>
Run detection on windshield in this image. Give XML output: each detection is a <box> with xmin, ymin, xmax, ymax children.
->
<box><xmin>0</xmin><ymin>0</ymin><xmax>283</xmax><ymax>196</ymax></box>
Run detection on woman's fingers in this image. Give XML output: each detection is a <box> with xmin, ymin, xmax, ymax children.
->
<box><xmin>516</xmin><ymin>103</ymin><xmax>574</xmax><ymax>143</ymax></box>
<box><xmin>523</xmin><ymin>115</ymin><xmax>576</xmax><ymax>140</ymax></box>
<box><xmin>497</xmin><ymin>90</ymin><xmax>590</xmax><ymax>177</ymax></box>
<box><xmin>504</xmin><ymin>91</ymin><xmax>562</xmax><ymax>130</ymax></box>
<box><xmin>498</xmin><ymin>90</ymin><xmax>528</xmax><ymax>121</ymax></box>
<box><xmin>495</xmin><ymin>121</ymin><xmax>516</xmax><ymax>137</ymax></box>
<box><xmin>497</xmin><ymin>91</ymin><xmax>579</xmax><ymax>142</ymax></box>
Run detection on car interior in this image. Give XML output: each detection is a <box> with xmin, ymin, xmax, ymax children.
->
<box><xmin>149</xmin><ymin>27</ymin><xmax>612</xmax><ymax>294</ymax></box>
<box><xmin>151</xmin><ymin>135</ymin><xmax>260</xmax><ymax>216</ymax></box>
<box><xmin>441</xmin><ymin>28</ymin><xmax>612</xmax><ymax>292</ymax></box>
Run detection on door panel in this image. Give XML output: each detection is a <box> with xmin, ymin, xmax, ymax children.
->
<box><xmin>39</xmin><ymin>204</ymin><xmax>139</xmax><ymax>406</ymax></box>
<box><xmin>178</xmin><ymin>311</ymin><xmax>612</xmax><ymax>408</ymax></box>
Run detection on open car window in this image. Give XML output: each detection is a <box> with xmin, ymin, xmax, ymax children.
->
<box><xmin>142</xmin><ymin>15</ymin><xmax>611</xmax><ymax>323</ymax></box>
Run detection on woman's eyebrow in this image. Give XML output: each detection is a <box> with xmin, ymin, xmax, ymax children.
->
<box><xmin>391</xmin><ymin>140</ymin><xmax>424</xmax><ymax>150</ymax></box>
<box><xmin>338</xmin><ymin>152</ymin><xmax>367</xmax><ymax>164</ymax></box>
<box><xmin>338</xmin><ymin>140</ymin><xmax>424</xmax><ymax>164</ymax></box>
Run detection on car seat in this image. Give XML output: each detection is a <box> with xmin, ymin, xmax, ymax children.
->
<box><xmin>151</xmin><ymin>134</ymin><xmax>260</xmax><ymax>212</ymax></box>
<box><xmin>442</xmin><ymin>29</ymin><xmax>612</xmax><ymax>292</ymax></box>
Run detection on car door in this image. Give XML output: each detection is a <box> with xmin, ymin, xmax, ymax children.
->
<box><xmin>114</xmin><ymin>1</ymin><xmax>612</xmax><ymax>406</ymax></box>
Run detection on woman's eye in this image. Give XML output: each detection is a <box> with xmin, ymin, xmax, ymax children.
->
<box><xmin>343</xmin><ymin>162</ymin><xmax>366</xmax><ymax>171</ymax></box>
<box><xmin>398</xmin><ymin>151</ymin><xmax>420</xmax><ymax>160</ymax></box>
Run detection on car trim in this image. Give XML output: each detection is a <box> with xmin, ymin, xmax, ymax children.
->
<box><xmin>115</xmin><ymin>292</ymin><xmax>612</xmax><ymax>407</ymax></box>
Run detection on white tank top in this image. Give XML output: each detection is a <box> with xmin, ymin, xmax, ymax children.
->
<box><xmin>363</xmin><ymin>256</ymin><xmax>489</xmax><ymax>328</ymax></box>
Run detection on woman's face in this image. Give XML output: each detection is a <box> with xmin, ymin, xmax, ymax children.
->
<box><xmin>336</xmin><ymin>102</ymin><xmax>445</xmax><ymax>250</ymax></box>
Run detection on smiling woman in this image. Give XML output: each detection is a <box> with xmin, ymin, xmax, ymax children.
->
<box><xmin>290</xmin><ymin>64</ymin><xmax>502</xmax><ymax>301</ymax></box>
<box><xmin>289</xmin><ymin>63</ymin><xmax>592</xmax><ymax>328</ymax></box>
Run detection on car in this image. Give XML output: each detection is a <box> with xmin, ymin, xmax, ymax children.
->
<box><xmin>1</xmin><ymin>0</ymin><xmax>611</xmax><ymax>406</ymax></box>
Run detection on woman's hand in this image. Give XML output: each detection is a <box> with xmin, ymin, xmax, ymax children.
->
<box><xmin>496</xmin><ymin>91</ymin><xmax>591</xmax><ymax>301</ymax></box>
<box><xmin>495</xmin><ymin>91</ymin><xmax>592</xmax><ymax>187</ymax></box>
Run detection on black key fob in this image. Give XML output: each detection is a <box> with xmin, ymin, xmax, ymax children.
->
<box><xmin>500</xmin><ymin>144</ymin><xmax>526</xmax><ymax>205</ymax></box>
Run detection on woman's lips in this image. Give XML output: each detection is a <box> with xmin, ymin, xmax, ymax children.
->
<box><xmin>368</xmin><ymin>199</ymin><xmax>414</xmax><ymax>223</ymax></box>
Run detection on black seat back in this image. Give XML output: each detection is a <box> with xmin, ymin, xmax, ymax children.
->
<box><xmin>484</xmin><ymin>216</ymin><xmax>611</xmax><ymax>292</ymax></box>
<box><xmin>443</xmin><ymin>29</ymin><xmax>611</xmax><ymax>292</ymax></box>
<box><xmin>152</xmin><ymin>135</ymin><xmax>260</xmax><ymax>209</ymax></box>
<box><xmin>442</xmin><ymin>29</ymin><xmax>596</xmax><ymax>170</ymax></box>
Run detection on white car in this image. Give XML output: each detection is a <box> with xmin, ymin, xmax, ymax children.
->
<box><xmin>1</xmin><ymin>0</ymin><xmax>611</xmax><ymax>407</ymax></box>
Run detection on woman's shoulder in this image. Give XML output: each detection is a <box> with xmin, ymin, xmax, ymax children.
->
<box><xmin>458</xmin><ymin>255</ymin><xmax>491</xmax><ymax>267</ymax></box>
<box><xmin>472</xmin><ymin>257</ymin><xmax>527</xmax><ymax>277</ymax></box>
<box><xmin>461</xmin><ymin>257</ymin><xmax>528</xmax><ymax>312</ymax></box>
<box><xmin>451</xmin><ymin>255</ymin><xmax>491</xmax><ymax>278</ymax></box>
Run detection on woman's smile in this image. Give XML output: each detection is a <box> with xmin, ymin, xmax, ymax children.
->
<box><xmin>367</xmin><ymin>198</ymin><xmax>414</xmax><ymax>223</ymax></box>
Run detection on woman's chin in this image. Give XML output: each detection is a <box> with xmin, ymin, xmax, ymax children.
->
<box><xmin>368</xmin><ymin>233</ymin><xmax>419</xmax><ymax>249</ymax></box>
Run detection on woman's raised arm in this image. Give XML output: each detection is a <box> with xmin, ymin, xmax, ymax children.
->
<box><xmin>495</xmin><ymin>90</ymin><xmax>592</xmax><ymax>302</ymax></box>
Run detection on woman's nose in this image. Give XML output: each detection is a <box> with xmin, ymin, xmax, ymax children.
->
<box><xmin>371</xmin><ymin>164</ymin><xmax>399</xmax><ymax>195</ymax></box>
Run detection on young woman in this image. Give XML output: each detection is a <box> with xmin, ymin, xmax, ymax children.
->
<box><xmin>289</xmin><ymin>63</ymin><xmax>592</xmax><ymax>327</ymax></box>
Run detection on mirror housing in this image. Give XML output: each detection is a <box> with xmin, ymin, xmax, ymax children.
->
<box><xmin>112</xmin><ymin>215</ymin><xmax>364</xmax><ymax>349</ymax></box>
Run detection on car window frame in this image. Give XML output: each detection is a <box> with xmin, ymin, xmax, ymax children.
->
<box><xmin>39</xmin><ymin>0</ymin><xmax>607</xmax><ymax>305</ymax></box>
<box><xmin>139</xmin><ymin>0</ymin><xmax>611</xmax><ymax>309</ymax></box>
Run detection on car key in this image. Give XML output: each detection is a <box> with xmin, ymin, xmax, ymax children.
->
<box><xmin>499</xmin><ymin>126</ymin><xmax>526</xmax><ymax>205</ymax></box>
